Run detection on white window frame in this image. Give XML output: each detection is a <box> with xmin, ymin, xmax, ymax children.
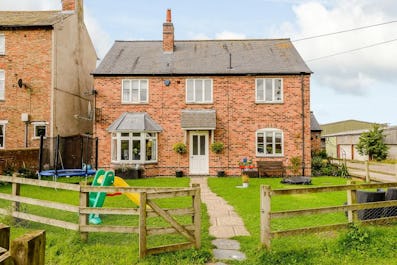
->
<box><xmin>0</xmin><ymin>70</ymin><xmax>4</xmax><ymax>100</ymax></box>
<box><xmin>32</xmin><ymin>122</ymin><xmax>48</xmax><ymax>139</ymax></box>
<box><xmin>0</xmin><ymin>120</ymin><xmax>7</xmax><ymax>149</ymax></box>
<box><xmin>121</xmin><ymin>79</ymin><xmax>149</xmax><ymax>104</ymax></box>
<box><xmin>111</xmin><ymin>132</ymin><xmax>158</xmax><ymax>164</ymax></box>
<box><xmin>186</xmin><ymin>79</ymin><xmax>213</xmax><ymax>104</ymax></box>
<box><xmin>256</xmin><ymin>128</ymin><xmax>284</xmax><ymax>157</ymax></box>
<box><xmin>255</xmin><ymin>78</ymin><xmax>283</xmax><ymax>103</ymax></box>
<box><xmin>0</xmin><ymin>34</ymin><xmax>4</xmax><ymax>55</ymax></box>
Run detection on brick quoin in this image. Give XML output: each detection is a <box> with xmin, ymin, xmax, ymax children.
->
<box><xmin>94</xmin><ymin>75</ymin><xmax>311</xmax><ymax>177</ymax></box>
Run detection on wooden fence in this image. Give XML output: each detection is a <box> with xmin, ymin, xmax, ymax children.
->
<box><xmin>260</xmin><ymin>182</ymin><xmax>397</xmax><ymax>249</ymax></box>
<box><xmin>333</xmin><ymin>159</ymin><xmax>397</xmax><ymax>182</ymax></box>
<box><xmin>0</xmin><ymin>174</ymin><xmax>201</xmax><ymax>259</ymax></box>
<box><xmin>0</xmin><ymin>224</ymin><xmax>45</xmax><ymax>265</ymax></box>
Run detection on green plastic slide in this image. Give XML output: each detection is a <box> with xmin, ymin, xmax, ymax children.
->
<box><xmin>89</xmin><ymin>169</ymin><xmax>114</xmax><ymax>224</ymax></box>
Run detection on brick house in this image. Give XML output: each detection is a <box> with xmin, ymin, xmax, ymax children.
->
<box><xmin>93</xmin><ymin>10</ymin><xmax>312</xmax><ymax>177</ymax></box>
<box><xmin>0</xmin><ymin>0</ymin><xmax>96</xmax><ymax>151</ymax></box>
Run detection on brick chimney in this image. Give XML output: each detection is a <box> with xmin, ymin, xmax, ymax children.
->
<box><xmin>62</xmin><ymin>0</ymin><xmax>84</xmax><ymax>23</ymax></box>
<box><xmin>163</xmin><ymin>9</ymin><xmax>174</xmax><ymax>53</ymax></box>
<box><xmin>62</xmin><ymin>0</ymin><xmax>76</xmax><ymax>11</ymax></box>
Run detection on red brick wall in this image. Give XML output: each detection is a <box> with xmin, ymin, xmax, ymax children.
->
<box><xmin>0</xmin><ymin>148</ymin><xmax>39</xmax><ymax>174</ymax></box>
<box><xmin>94</xmin><ymin>75</ymin><xmax>311</xmax><ymax>176</ymax></box>
<box><xmin>0</xmin><ymin>29</ymin><xmax>52</xmax><ymax>149</ymax></box>
<box><xmin>311</xmin><ymin>131</ymin><xmax>322</xmax><ymax>153</ymax></box>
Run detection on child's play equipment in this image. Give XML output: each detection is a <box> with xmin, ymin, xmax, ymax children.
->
<box><xmin>88</xmin><ymin>169</ymin><xmax>142</xmax><ymax>224</ymax></box>
<box><xmin>38</xmin><ymin>134</ymin><xmax>98</xmax><ymax>180</ymax></box>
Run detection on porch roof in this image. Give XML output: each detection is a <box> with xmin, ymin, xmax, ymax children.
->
<box><xmin>107</xmin><ymin>112</ymin><xmax>162</xmax><ymax>132</ymax></box>
<box><xmin>181</xmin><ymin>109</ymin><xmax>216</xmax><ymax>130</ymax></box>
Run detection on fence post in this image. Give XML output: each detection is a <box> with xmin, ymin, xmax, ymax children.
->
<box><xmin>10</xmin><ymin>230</ymin><xmax>45</xmax><ymax>265</ymax></box>
<box><xmin>79</xmin><ymin>182</ymin><xmax>89</xmax><ymax>242</ymax></box>
<box><xmin>0</xmin><ymin>224</ymin><xmax>10</xmax><ymax>253</ymax></box>
<box><xmin>347</xmin><ymin>181</ymin><xmax>358</xmax><ymax>223</ymax></box>
<box><xmin>191</xmin><ymin>184</ymin><xmax>201</xmax><ymax>249</ymax></box>
<box><xmin>139</xmin><ymin>192</ymin><xmax>147</xmax><ymax>259</ymax></box>
<box><xmin>395</xmin><ymin>163</ymin><xmax>397</xmax><ymax>180</ymax></box>
<box><xmin>11</xmin><ymin>173</ymin><xmax>20</xmax><ymax>225</ymax></box>
<box><xmin>365</xmin><ymin>161</ymin><xmax>370</xmax><ymax>182</ymax></box>
<box><xmin>260</xmin><ymin>185</ymin><xmax>272</xmax><ymax>249</ymax></box>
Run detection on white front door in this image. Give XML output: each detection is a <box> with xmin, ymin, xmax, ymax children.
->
<box><xmin>189</xmin><ymin>131</ymin><xmax>209</xmax><ymax>175</ymax></box>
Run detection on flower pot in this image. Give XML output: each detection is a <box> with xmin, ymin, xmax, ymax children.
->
<box><xmin>217</xmin><ymin>170</ymin><xmax>226</xmax><ymax>177</ymax></box>
<box><xmin>242</xmin><ymin>182</ymin><xmax>249</xmax><ymax>188</ymax></box>
<box><xmin>175</xmin><ymin>170</ymin><xmax>183</xmax><ymax>178</ymax></box>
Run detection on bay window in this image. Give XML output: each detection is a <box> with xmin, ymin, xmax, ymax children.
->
<box><xmin>111</xmin><ymin>132</ymin><xmax>157</xmax><ymax>163</ymax></box>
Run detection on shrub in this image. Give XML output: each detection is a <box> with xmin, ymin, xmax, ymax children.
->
<box><xmin>210</xmin><ymin>141</ymin><xmax>224</xmax><ymax>154</ymax></box>
<box><xmin>173</xmin><ymin>142</ymin><xmax>187</xmax><ymax>154</ymax></box>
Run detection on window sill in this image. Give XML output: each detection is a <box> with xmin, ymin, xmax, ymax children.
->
<box><xmin>186</xmin><ymin>102</ymin><xmax>213</xmax><ymax>105</ymax></box>
<box><xmin>256</xmin><ymin>154</ymin><xmax>284</xmax><ymax>158</ymax></box>
<box><xmin>121</xmin><ymin>102</ymin><xmax>149</xmax><ymax>105</ymax></box>
<box><xmin>111</xmin><ymin>161</ymin><xmax>158</xmax><ymax>165</ymax></box>
<box><xmin>255</xmin><ymin>101</ymin><xmax>284</xmax><ymax>104</ymax></box>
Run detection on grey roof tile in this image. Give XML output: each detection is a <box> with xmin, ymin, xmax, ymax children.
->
<box><xmin>107</xmin><ymin>112</ymin><xmax>163</xmax><ymax>132</ymax></box>
<box><xmin>0</xmin><ymin>11</ymin><xmax>72</xmax><ymax>27</ymax></box>
<box><xmin>181</xmin><ymin>109</ymin><xmax>216</xmax><ymax>129</ymax></box>
<box><xmin>310</xmin><ymin>112</ymin><xmax>322</xmax><ymax>131</ymax></box>
<box><xmin>94</xmin><ymin>39</ymin><xmax>311</xmax><ymax>75</ymax></box>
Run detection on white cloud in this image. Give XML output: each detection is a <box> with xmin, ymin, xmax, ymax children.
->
<box><xmin>279</xmin><ymin>0</ymin><xmax>397</xmax><ymax>96</ymax></box>
<box><xmin>84</xmin><ymin>9</ymin><xmax>113</xmax><ymax>60</ymax></box>
<box><xmin>215</xmin><ymin>31</ymin><xmax>246</xmax><ymax>40</ymax></box>
<box><xmin>0</xmin><ymin>0</ymin><xmax>60</xmax><ymax>10</ymax></box>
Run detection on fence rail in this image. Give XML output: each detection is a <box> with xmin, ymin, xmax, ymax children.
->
<box><xmin>0</xmin><ymin>174</ymin><xmax>201</xmax><ymax>258</ymax></box>
<box><xmin>333</xmin><ymin>159</ymin><xmax>397</xmax><ymax>182</ymax></box>
<box><xmin>260</xmin><ymin>182</ymin><xmax>397</xmax><ymax>249</ymax></box>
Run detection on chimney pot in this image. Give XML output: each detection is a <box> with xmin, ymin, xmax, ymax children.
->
<box><xmin>166</xmin><ymin>9</ymin><xmax>172</xmax><ymax>23</ymax></box>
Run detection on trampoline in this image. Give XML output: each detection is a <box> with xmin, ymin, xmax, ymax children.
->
<box><xmin>281</xmin><ymin>176</ymin><xmax>312</xmax><ymax>185</ymax></box>
<box><xmin>39</xmin><ymin>169</ymin><xmax>96</xmax><ymax>178</ymax></box>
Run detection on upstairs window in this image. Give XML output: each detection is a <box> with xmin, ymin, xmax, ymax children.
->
<box><xmin>256</xmin><ymin>78</ymin><xmax>283</xmax><ymax>103</ymax></box>
<box><xmin>186</xmin><ymin>79</ymin><xmax>212</xmax><ymax>103</ymax></box>
<box><xmin>256</xmin><ymin>128</ymin><xmax>283</xmax><ymax>156</ymax></box>
<box><xmin>0</xmin><ymin>34</ymin><xmax>4</xmax><ymax>55</ymax></box>
<box><xmin>122</xmin><ymin>79</ymin><xmax>148</xmax><ymax>104</ymax></box>
<box><xmin>0</xmin><ymin>70</ymin><xmax>4</xmax><ymax>100</ymax></box>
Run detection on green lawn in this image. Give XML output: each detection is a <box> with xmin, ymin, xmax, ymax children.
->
<box><xmin>208</xmin><ymin>176</ymin><xmax>397</xmax><ymax>265</ymax></box>
<box><xmin>2</xmin><ymin>176</ymin><xmax>397</xmax><ymax>264</ymax></box>
<box><xmin>0</xmin><ymin>177</ymin><xmax>212</xmax><ymax>265</ymax></box>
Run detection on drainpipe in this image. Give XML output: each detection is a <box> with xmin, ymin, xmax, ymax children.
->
<box><xmin>300</xmin><ymin>73</ymin><xmax>305</xmax><ymax>176</ymax></box>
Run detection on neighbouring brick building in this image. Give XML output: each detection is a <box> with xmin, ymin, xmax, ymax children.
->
<box><xmin>93</xmin><ymin>10</ymin><xmax>312</xmax><ymax>177</ymax></box>
<box><xmin>310</xmin><ymin>111</ymin><xmax>322</xmax><ymax>153</ymax></box>
<box><xmin>0</xmin><ymin>0</ymin><xmax>96</xmax><ymax>152</ymax></box>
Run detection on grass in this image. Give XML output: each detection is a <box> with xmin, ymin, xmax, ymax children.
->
<box><xmin>2</xmin><ymin>176</ymin><xmax>397</xmax><ymax>264</ymax></box>
<box><xmin>208</xmin><ymin>176</ymin><xmax>397</xmax><ymax>264</ymax></box>
<box><xmin>0</xmin><ymin>177</ymin><xmax>213</xmax><ymax>265</ymax></box>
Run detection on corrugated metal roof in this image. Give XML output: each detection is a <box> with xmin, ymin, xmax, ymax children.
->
<box><xmin>0</xmin><ymin>11</ymin><xmax>72</xmax><ymax>27</ymax></box>
<box><xmin>93</xmin><ymin>39</ymin><xmax>312</xmax><ymax>76</ymax></box>
<box><xmin>107</xmin><ymin>112</ymin><xmax>163</xmax><ymax>132</ymax></box>
<box><xmin>181</xmin><ymin>109</ymin><xmax>216</xmax><ymax>130</ymax></box>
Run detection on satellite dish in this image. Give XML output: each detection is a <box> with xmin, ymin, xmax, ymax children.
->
<box><xmin>18</xmin><ymin>79</ymin><xmax>23</xmax><ymax>88</ymax></box>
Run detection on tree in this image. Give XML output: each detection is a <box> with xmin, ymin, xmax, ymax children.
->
<box><xmin>356</xmin><ymin>125</ymin><xmax>388</xmax><ymax>161</ymax></box>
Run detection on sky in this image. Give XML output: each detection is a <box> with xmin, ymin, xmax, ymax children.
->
<box><xmin>1</xmin><ymin>0</ymin><xmax>397</xmax><ymax>126</ymax></box>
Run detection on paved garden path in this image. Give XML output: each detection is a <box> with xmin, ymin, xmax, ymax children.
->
<box><xmin>190</xmin><ymin>177</ymin><xmax>250</xmax><ymax>264</ymax></box>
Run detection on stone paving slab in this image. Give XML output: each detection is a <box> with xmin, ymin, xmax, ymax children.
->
<box><xmin>212</xmin><ymin>239</ymin><xmax>241</xmax><ymax>250</ymax></box>
<box><xmin>213</xmin><ymin>249</ymin><xmax>246</xmax><ymax>261</ymax></box>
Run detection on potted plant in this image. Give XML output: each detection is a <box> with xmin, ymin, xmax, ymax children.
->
<box><xmin>210</xmin><ymin>141</ymin><xmax>225</xmax><ymax>177</ymax></box>
<box><xmin>241</xmin><ymin>173</ymin><xmax>249</xmax><ymax>188</ymax></box>
<box><xmin>289</xmin><ymin>156</ymin><xmax>302</xmax><ymax>176</ymax></box>
<box><xmin>173</xmin><ymin>142</ymin><xmax>187</xmax><ymax>177</ymax></box>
